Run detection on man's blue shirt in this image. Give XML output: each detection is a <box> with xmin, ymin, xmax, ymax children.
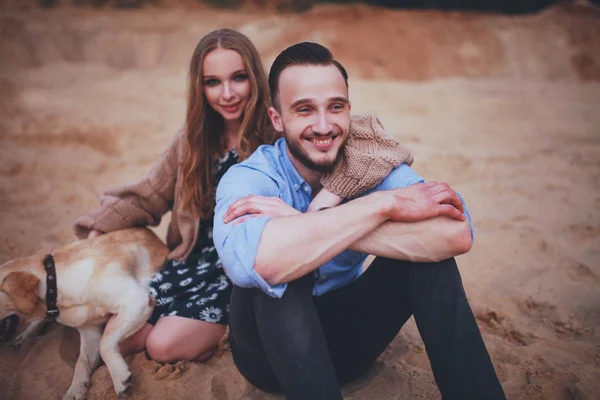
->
<box><xmin>213</xmin><ymin>138</ymin><xmax>473</xmax><ymax>298</ymax></box>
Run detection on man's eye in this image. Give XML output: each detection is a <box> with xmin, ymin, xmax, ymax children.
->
<box><xmin>297</xmin><ymin>107</ymin><xmax>311</xmax><ymax>113</ymax></box>
<box><xmin>204</xmin><ymin>79</ymin><xmax>219</xmax><ymax>86</ymax></box>
<box><xmin>331</xmin><ymin>104</ymin><xmax>344</xmax><ymax>111</ymax></box>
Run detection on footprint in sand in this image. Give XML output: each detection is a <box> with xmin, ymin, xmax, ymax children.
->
<box><xmin>476</xmin><ymin>310</ymin><xmax>535</xmax><ymax>346</ymax></box>
<box><xmin>567</xmin><ymin>262</ymin><xmax>599</xmax><ymax>283</ymax></box>
<box><xmin>554</xmin><ymin>319</ymin><xmax>587</xmax><ymax>337</ymax></box>
<box><xmin>153</xmin><ymin>361</ymin><xmax>189</xmax><ymax>381</ymax></box>
<box><xmin>515</xmin><ymin>298</ymin><xmax>587</xmax><ymax>339</ymax></box>
<box><xmin>516</xmin><ymin>297</ymin><xmax>557</xmax><ymax>317</ymax></box>
<box><xmin>0</xmin><ymin>161</ymin><xmax>24</xmax><ymax>176</ymax></box>
<box><xmin>476</xmin><ymin>310</ymin><xmax>506</xmax><ymax>329</ymax></box>
<box><xmin>563</xmin><ymin>223</ymin><xmax>600</xmax><ymax>241</ymax></box>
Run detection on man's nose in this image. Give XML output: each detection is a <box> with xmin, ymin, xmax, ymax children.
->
<box><xmin>312</xmin><ymin>112</ymin><xmax>332</xmax><ymax>135</ymax></box>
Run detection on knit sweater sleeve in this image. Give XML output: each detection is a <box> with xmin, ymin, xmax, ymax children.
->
<box><xmin>320</xmin><ymin>114</ymin><xmax>414</xmax><ymax>199</ymax></box>
<box><xmin>72</xmin><ymin>131</ymin><xmax>182</xmax><ymax>239</ymax></box>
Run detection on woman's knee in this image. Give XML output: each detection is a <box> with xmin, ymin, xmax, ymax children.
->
<box><xmin>145</xmin><ymin>331</ymin><xmax>183</xmax><ymax>363</ymax></box>
<box><xmin>147</xmin><ymin>340</ymin><xmax>215</xmax><ymax>364</ymax></box>
<box><xmin>145</xmin><ymin>319</ymin><xmax>224</xmax><ymax>363</ymax></box>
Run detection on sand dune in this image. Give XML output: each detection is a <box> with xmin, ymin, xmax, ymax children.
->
<box><xmin>0</xmin><ymin>3</ymin><xmax>599</xmax><ymax>400</ymax></box>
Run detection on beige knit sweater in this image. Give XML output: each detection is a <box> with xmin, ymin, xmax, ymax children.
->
<box><xmin>73</xmin><ymin>114</ymin><xmax>413</xmax><ymax>261</ymax></box>
<box><xmin>321</xmin><ymin>113</ymin><xmax>413</xmax><ymax>198</ymax></box>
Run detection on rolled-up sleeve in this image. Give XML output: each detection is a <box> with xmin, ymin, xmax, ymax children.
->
<box><xmin>213</xmin><ymin>166</ymin><xmax>287</xmax><ymax>298</ymax></box>
<box><xmin>457</xmin><ymin>192</ymin><xmax>475</xmax><ymax>240</ymax></box>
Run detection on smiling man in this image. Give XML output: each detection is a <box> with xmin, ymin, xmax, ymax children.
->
<box><xmin>213</xmin><ymin>42</ymin><xmax>506</xmax><ymax>400</ymax></box>
<box><xmin>272</xmin><ymin>63</ymin><xmax>350</xmax><ymax>173</ymax></box>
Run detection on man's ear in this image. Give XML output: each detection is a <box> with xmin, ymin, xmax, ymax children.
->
<box><xmin>2</xmin><ymin>272</ymin><xmax>40</xmax><ymax>314</ymax></box>
<box><xmin>268</xmin><ymin>106</ymin><xmax>284</xmax><ymax>133</ymax></box>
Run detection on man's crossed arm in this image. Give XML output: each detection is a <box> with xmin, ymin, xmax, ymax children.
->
<box><xmin>214</xmin><ymin>170</ymin><xmax>472</xmax><ymax>288</ymax></box>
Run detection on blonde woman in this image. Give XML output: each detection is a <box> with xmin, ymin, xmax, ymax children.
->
<box><xmin>74</xmin><ymin>29</ymin><xmax>274</xmax><ymax>363</ymax></box>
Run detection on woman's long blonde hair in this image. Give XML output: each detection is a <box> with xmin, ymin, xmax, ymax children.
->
<box><xmin>180</xmin><ymin>29</ymin><xmax>274</xmax><ymax>219</ymax></box>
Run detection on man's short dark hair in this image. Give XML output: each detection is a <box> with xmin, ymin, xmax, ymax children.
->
<box><xmin>268</xmin><ymin>42</ymin><xmax>348</xmax><ymax>110</ymax></box>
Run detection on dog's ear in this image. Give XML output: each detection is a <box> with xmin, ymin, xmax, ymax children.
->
<box><xmin>2</xmin><ymin>272</ymin><xmax>40</xmax><ymax>314</ymax></box>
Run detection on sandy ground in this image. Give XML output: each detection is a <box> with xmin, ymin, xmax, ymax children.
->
<box><xmin>0</xmin><ymin>3</ymin><xmax>599</xmax><ymax>400</ymax></box>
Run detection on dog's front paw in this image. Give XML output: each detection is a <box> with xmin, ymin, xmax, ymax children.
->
<box><xmin>113</xmin><ymin>371</ymin><xmax>132</xmax><ymax>396</ymax></box>
<box><xmin>62</xmin><ymin>382</ymin><xmax>90</xmax><ymax>400</ymax></box>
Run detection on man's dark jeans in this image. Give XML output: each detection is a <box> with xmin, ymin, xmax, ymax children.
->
<box><xmin>228</xmin><ymin>257</ymin><xmax>506</xmax><ymax>400</ymax></box>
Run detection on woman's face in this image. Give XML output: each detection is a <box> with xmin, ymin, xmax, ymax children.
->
<box><xmin>203</xmin><ymin>48</ymin><xmax>251</xmax><ymax>123</ymax></box>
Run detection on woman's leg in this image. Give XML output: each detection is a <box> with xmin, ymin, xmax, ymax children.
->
<box><xmin>115</xmin><ymin>246</ymin><xmax>231</xmax><ymax>363</ymax></box>
<box><xmin>145</xmin><ymin>316</ymin><xmax>226</xmax><ymax>363</ymax></box>
<box><xmin>118</xmin><ymin>322</ymin><xmax>153</xmax><ymax>356</ymax></box>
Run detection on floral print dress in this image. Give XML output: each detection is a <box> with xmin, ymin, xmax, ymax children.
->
<box><xmin>147</xmin><ymin>149</ymin><xmax>238</xmax><ymax>325</ymax></box>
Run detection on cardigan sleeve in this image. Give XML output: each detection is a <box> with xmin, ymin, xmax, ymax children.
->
<box><xmin>320</xmin><ymin>114</ymin><xmax>414</xmax><ymax>199</ymax></box>
<box><xmin>73</xmin><ymin>131</ymin><xmax>182</xmax><ymax>239</ymax></box>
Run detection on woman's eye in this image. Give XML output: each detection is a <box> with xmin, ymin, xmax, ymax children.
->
<box><xmin>233</xmin><ymin>74</ymin><xmax>248</xmax><ymax>82</ymax></box>
<box><xmin>204</xmin><ymin>79</ymin><xmax>219</xmax><ymax>86</ymax></box>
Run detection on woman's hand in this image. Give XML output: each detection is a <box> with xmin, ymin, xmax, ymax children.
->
<box><xmin>223</xmin><ymin>196</ymin><xmax>301</xmax><ymax>226</ymax></box>
<box><xmin>307</xmin><ymin>188</ymin><xmax>344</xmax><ymax>212</ymax></box>
<box><xmin>87</xmin><ymin>230</ymin><xmax>102</xmax><ymax>239</ymax></box>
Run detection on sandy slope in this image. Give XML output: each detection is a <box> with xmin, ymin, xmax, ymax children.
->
<box><xmin>0</xmin><ymin>3</ymin><xmax>599</xmax><ymax>400</ymax></box>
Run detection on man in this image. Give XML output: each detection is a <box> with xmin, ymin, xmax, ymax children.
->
<box><xmin>213</xmin><ymin>42</ymin><xmax>506</xmax><ymax>400</ymax></box>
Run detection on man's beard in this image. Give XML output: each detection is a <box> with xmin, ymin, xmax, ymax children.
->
<box><xmin>285</xmin><ymin>133</ymin><xmax>344</xmax><ymax>173</ymax></box>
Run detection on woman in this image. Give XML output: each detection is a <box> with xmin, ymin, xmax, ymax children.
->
<box><xmin>74</xmin><ymin>29</ymin><xmax>274</xmax><ymax>363</ymax></box>
<box><xmin>74</xmin><ymin>29</ymin><xmax>413</xmax><ymax>364</ymax></box>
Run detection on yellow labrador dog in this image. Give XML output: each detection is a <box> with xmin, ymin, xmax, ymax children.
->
<box><xmin>0</xmin><ymin>228</ymin><xmax>169</xmax><ymax>400</ymax></box>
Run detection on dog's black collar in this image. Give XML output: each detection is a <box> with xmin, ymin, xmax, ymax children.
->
<box><xmin>43</xmin><ymin>254</ymin><xmax>59</xmax><ymax>322</ymax></box>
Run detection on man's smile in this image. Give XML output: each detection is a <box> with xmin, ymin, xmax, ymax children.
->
<box><xmin>306</xmin><ymin>135</ymin><xmax>338</xmax><ymax>149</ymax></box>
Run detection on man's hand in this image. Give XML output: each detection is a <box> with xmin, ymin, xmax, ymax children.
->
<box><xmin>381</xmin><ymin>182</ymin><xmax>466</xmax><ymax>223</ymax></box>
<box><xmin>223</xmin><ymin>195</ymin><xmax>301</xmax><ymax>226</ymax></box>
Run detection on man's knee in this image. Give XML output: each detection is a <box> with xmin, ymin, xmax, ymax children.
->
<box><xmin>236</xmin><ymin>275</ymin><xmax>322</xmax><ymax>354</ymax></box>
<box><xmin>375</xmin><ymin>256</ymin><xmax>462</xmax><ymax>282</ymax></box>
<box><xmin>377</xmin><ymin>255</ymin><xmax>458</xmax><ymax>268</ymax></box>
<box><xmin>254</xmin><ymin>274</ymin><xmax>316</xmax><ymax>320</ymax></box>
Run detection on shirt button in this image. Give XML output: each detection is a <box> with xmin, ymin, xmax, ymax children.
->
<box><xmin>268</xmin><ymin>288</ymin><xmax>273</xmax><ymax>293</ymax></box>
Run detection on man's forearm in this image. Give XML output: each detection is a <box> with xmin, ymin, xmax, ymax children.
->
<box><xmin>254</xmin><ymin>193</ymin><xmax>388</xmax><ymax>285</ymax></box>
<box><xmin>251</xmin><ymin>182</ymin><xmax>470</xmax><ymax>285</ymax></box>
<box><xmin>349</xmin><ymin>217</ymin><xmax>473</xmax><ymax>262</ymax></box>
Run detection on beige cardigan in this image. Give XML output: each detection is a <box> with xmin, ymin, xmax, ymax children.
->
<box><xmin>73</xmin><ymin>115</ymin><xmax>413</xmax><ymax>261</ymax></box>
<box><xmin>73</xmin><ymin>129</ymin><xmax>197</xmax><ymax>261</ymax></box>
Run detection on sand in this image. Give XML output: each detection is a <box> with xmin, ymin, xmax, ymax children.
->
<box><xmin>0</xmin><ymin>2</ymin><xmax>599</xmax><ymax>399</ymax></box>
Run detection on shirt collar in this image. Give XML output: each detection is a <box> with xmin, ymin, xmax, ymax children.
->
<box><xmin>276</xmin><ymin>138</ymin><xmax>307</xmax><ymax>193</ymax></box>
